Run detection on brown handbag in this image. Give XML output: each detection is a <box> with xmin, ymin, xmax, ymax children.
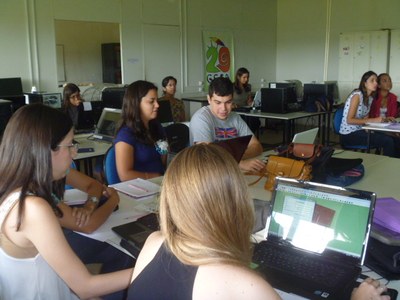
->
<box><xmin>247</xmin><ymin>155</ymin><xmax>312</xmax><ymax>191</ymax></box>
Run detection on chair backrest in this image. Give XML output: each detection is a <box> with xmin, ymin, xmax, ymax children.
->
<box><xmin>65</xmin><ymin>161</ymin><xmax>78</xmax><ymax>190</ymax></box>
<box><xmin>333</xmin><ymin>106</ymin><xmax>344</xmax><ymax>134</ymax></box>
<box><xmin>103</xmin><ymin>145</ymin><xmax>121</xmax><ymax>185</ymax></box>
<box><xmin>164</xmin><ymin>123</ymin><xmax>189</xmax><ymax>153</ymax></box>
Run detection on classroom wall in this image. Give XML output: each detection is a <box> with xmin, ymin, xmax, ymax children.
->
<box><xmin>0</xmin><ymin>0</ymin><xmax>276</xmax><ymax>98</ymax></box>
<box><xmin>2</xmin><ymin>0</ymin><xmax>400</xmax><ymax>101</ymax></box>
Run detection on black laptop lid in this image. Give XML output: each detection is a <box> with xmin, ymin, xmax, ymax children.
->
<box><xmin>266</xmin><ymin>178</ymin><xmax>376</xmax><ymax>265</ymax></box>
<box><xmin>213</xmin><ymin>135</ymin><xmax>252</xmax><ymax>163</ymax></box>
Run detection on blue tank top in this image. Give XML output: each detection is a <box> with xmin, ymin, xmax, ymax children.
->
<box><xmin>127</xmin><ymin>243</ymin><xmax>198</xmax><ymax>299</ymax></box>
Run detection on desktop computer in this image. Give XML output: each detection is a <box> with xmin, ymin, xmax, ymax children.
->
<box><xmin>261</xmin><ymin>88</ymin><xmax>288</xmax><ymax>113</ymax></box>
<box><xmin>101</xmin><ymin>86</ymin><xmax>127</xmax><ymax>109</ymax></box>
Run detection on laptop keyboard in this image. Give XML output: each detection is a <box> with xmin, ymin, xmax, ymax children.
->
<box><xmin>253</xmin><ymin>241</ymin><xmax>347</xmax><ymax>287</ymax></box>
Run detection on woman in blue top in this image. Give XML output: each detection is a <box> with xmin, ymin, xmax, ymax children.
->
<box><xmin>114</xmin><ymin>80</ymin><xmax>168</xmax><ymax>181</ymax></box>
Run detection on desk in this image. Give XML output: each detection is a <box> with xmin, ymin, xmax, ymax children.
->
<box><xmin>84</xmin><ymin>151</ymin><xmax>400</xmax><ymax>297</ymax></box>
<box><xmin>362</xmin><ymin>123</ymin><xmax>400</xmax><ymax>152</ymax></box>
<box><xmin>181</xmin><ymin>95</ymin><xmax>208</xmax><ymax>117</ymax></box>
<box><xmin>237</xmin><ymin>110</ymin><xmax>327</xmax><ymax>145</ymax></box>
<box><xmin>74</xmin><ymin>133</ymin><xmax>112</xmax><ymax>177</ymax></box>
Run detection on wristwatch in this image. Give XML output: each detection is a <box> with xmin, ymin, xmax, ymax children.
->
<box><xmin>88</xmin><ymin>196</ymin><xmax>99</xmax><ymax>205</ymax></box>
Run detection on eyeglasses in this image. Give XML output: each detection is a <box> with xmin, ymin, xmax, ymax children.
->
<box><xmin>57</xmin><ymin>142</ymin><xmax>79</xmax><ymax>152</ymax></box>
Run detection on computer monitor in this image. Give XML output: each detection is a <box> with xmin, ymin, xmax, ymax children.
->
<box><xmin>101</xmin><ymin>86</ymin><xmax>127</xmax><ymax>109</ymax></box>
<box><xmin>268</xmin><ymin>82</ymin><xmax>297</xmax><ymax>104</ymax></box>
<box><xmin>0</xmin><ymin>77</ymin><xmax>23</xmax><ymax>97</ymax></box>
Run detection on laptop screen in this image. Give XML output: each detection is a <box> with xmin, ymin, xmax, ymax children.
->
<box><xmin>94</xmin><ymin>108</ymin><xmax>121</xmax><ymax>141</ymax></box>
<box><xmin>213</xmin><ymin>135</ymin><xmax>252</xmax><ymax>163</ymax></box>
<box><xmin>266</xmin><ymin>178</ymin><xmax>375</xmax><ymax>261</ymax></box>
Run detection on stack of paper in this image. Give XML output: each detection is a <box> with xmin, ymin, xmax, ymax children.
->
<box><xmin>110</xmin><ymin>178</ymin><xmax>160</xmax><ymax>199</ymax></box>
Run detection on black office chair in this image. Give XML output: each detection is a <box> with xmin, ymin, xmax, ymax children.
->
<box><xmin>164</xmin><ymin>123</ymin><xmax>189</xmax><ymax>154</ymax></box>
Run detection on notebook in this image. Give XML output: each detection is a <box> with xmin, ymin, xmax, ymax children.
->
<box><xmin>253</xmin><ymin>177</ymin><xmax>376</xmax><ymax>299</ymax></box>
<box><xmin>92</xmin><ymin>107</ymin><xmax>122</xmax><ymax>142</ymax></box>
<box><xmin>213</xmin><ymin>135</ymin><xmax>252</xmax><ymax>162</ymax></box>
<box><xmin>292</xmin><ymin>127</ymin><xmax>319</xmax><ymax>144</ymax></box>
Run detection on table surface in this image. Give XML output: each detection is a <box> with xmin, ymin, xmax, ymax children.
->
<box><xmin>237</xmin><ymin>110</ymin><xmax>325</xmax><ymax>121</ymax></box>
<box><xmin>81</xmin><ymin>150</ymin><xmax>400</xmax><ymax>297</ymax></box>
<box><xmin>75</xmin><ymin>133</ymin><xmax>112</xmax><ymax>160</ymax></box>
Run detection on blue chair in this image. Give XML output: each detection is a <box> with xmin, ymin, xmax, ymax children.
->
<box><xmin>333</xmin><ymin>106</ymin><xmax>380</xmax><ymax>153</ymax></box>
<box><xmin>65</xmin><ymin>161</ymin><xmax>78</xmax><ymax>190</ymax></box>
<box><xmin>103</xmin><ymin>145</ymin><xmax>121</xmax><ymax>185</ymax></box>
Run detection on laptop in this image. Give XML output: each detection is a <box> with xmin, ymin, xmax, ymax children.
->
<box><xmin>292</xmin><ymin>127</ymin><xmax>319</xmax><ymax>144</ymax></box>
<box><xmin>213</xmin><ymin>135</ymin><xmax>252</xmax><ymax>162</ymax></box>
<box><xmin>92</xmin><ymin>107</ymin><xmax>122</xmax><ymax>142</ymax></box>
<box><xmin>253</xmin><ymin>177</ymin><xmax>376</xmax><ymax>299</ymax></box>
<box><xmin>113</xmin><ymin>197</ymin><xmax>270</xmax><ymax>257</ymax></box>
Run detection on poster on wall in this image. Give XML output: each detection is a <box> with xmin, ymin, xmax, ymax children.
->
<box><xmin>202</xmin><ymin>31</ymin><xmax>234</xmax><ymax>89</ymax></box>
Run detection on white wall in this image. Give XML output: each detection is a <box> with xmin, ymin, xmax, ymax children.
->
<box><xmin>0</xmin><ymin>0</ymin><xmax>276</xmax><ymax>97</ymax></box>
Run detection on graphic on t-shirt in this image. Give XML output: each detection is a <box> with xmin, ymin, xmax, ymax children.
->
<box><xmin>215</xmin><ymin>127</ymin><xmax>238</xmax><ymax>139</ymax></box>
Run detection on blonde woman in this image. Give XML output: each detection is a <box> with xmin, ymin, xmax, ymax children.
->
<box><xmin>126</xmin><ymin>144</ymin><xmax>389</xmax><ymax>300</ymax></box>
<box><xmin>127</xmin><ymin>144</ymin><xmax>280</xmax><ymax>299</ymax></box>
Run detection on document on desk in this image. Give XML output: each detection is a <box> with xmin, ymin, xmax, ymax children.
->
<box><xmin>77</xmin><ymin>210</ymin><xmax>148</xmax><ymax>242</ymax></box>
<box><xmin>110</xmin><ymin>178</ymin><xmax>160</xmax><ymax>199</ymax></box>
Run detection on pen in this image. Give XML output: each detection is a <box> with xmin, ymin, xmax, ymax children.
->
<box><xmin>129</xmin><ymin>184</ymin><xmax>149</xmax><ymax>193</ymax></box>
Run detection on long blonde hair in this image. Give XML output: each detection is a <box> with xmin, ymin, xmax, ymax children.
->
<box><xmin>159</xmin><ymin>144</ymin><xmax>254</xmax><ymax>267</ymax></box>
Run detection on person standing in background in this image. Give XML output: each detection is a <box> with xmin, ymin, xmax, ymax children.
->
<box><xmin>369</xmin><ymin>73</ymin><xmax>398</xmax><ymax>119</ymax></box>
<box><xmin>158</xmin><ymin>76</ymin><xmax>186</xmax><ymax>122</ymax></box>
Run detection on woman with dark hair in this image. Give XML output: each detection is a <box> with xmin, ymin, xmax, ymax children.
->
<box><xmin>233</xmin><ymin>67</ymin><xmax>252</xmax><ymax>107</ymax></box>
<box><xmin>0</xmin><ymin>104</ymin><xmax>132</xmax><ymax>299</ymax></box>
<box><xmin>114</xmin><ymin>80</ymin><xmax>167</xmax><ymax>181</ymax></box>
<box><xmin>339</xmin><ymin>70</ymin><xmax>398</xmax><ymax>157</ymax></box>
<box><xmin>369</xmin><ymin>73</ymin><xmax>398</xmax><ymax>119</ymax></box>
<box><xmin>62</xmin><ymin>83</ymin><xmax>82</xmax><ymax>127</ymax></box>
<box><xmin>158</xmin><ymin>76</ymin><xmax>186</xmax><ymax>122</ymax></box>
<box><xmin>233</xmin><ymin>67</ymin><xmax>260</xmax><ymax>133</ymax></box>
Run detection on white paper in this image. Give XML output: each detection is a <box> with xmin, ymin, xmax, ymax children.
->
<box><xmin>110</xmin><ymin>178</ymin><xmax>160</xmax><ymax>199</ymax></box>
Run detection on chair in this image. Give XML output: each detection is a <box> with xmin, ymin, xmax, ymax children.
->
<box><xmin>65</xmin><ymin>161</ymin><xmax>77</xmax><ymax>190</ymax></box>
<box><xmin>164</xmin><ymin>123</ymin><xmax>189</xmax><ymax>154</ymax></box>
<box><xmin>333</xmin><ymin>106</ymin><xmax>380</xmax><ymax>153</ymax></box>
<box><xmin>103</xmin><ymin>145</ymin><xmax>121</xmax><ymax>185</ymax></box>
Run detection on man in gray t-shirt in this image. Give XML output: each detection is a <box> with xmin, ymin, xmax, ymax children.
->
<box><xmin>190</xmin><ymin>77</ymin><xmax>265</xmax><ymax>172</ymax></box>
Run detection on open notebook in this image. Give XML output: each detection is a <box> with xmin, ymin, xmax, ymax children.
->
<box><xmin>253</xmin><ymin>177</ymin><xmax>376</xmax><ymax>299</ymax></box>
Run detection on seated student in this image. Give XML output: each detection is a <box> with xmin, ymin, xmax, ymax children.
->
<box><xmin>190</xmin><ymin>76</ymin><xmax>265</xmax><ymax>172</ymax></box>
<box><xmin>369</xmin><ymin>73</ymin><xmax>398</xmax><ymax>119</ymax></box>
<box><xmin>62</xmin><ymin>83</ymin><xmax>94</xmax><ymax>130</ymax></box>
<box><xmin>54</xmin><ymin>168</ymin><xmax>134</xmax><ymax>300</ymax></box>
<box><xmin>0</xmin><ymin>104</ymin><xmax>132</xmax><ymax>299</ymax></box>
<box><xmin>339</xmin><ymin>70</ymin><xmax>399</xmax><ymax>157</ymax></box>
<box><xmin>158</xmin><ymin>76</ymin><xmax>186</xmax><ymax>122</ymax></box>
<box><xmin>126</xmin><ymin>144</ymin><xmax>389</xmax><ymax>300</ymax></box>
<box><xmin>114</xmin><ymin>80</ymin><xmax>168</xmax><ymax>181</ymax></box>
<box><xmin>232</xmin><ymin>67</ymin><xmax>261</xmax><ymax>134</ymax></box>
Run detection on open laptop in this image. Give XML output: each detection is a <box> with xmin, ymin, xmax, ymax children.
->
<box><xmin>292</xmin><ymin>127</ymin><xmax>319</xmax><ymax>144</ymax></box>
<box><xmin>92</xmin><ymin>107</ymin><xmax>122</xmax><ymax>142</ymax></box>
<box><xmin>253</xmin><ymin>177</ymin><xmax>376</xmax><ymax>299</ymax></box>
<box><xmin>213</xmin><ymin>135</ymin><xmax>252</xmax><ymax>162</ymax></box>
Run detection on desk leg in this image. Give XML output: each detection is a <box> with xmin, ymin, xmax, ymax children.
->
<box><xmin>367</xmin><ymin>130</ymin><xmax>371</xmax><ymax>153</ymax></box>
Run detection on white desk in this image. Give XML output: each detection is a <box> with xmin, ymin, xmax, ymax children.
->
<box><xmin>362</xmin><ymin>123</ymin><xmax>400</xmax><ymax>153</ymax></box>
<box><xmin>74</xmin><ymin>133</ymin><xmax>112</xmax><ymax>176</ymax></box>
<box><xmin>238</xmin><ymin>110</ymin><xmax>327</xmax><ymax>145</ymax></box>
